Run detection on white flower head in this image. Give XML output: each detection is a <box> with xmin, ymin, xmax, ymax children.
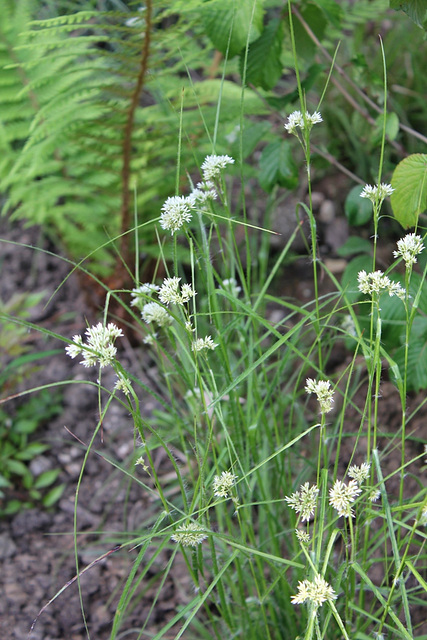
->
<box><xmin>291</xmin><ymin>574</ymin><xmax>336</xmax><ymax>607</ymax></box>
<box><xmin>187</xmin><ymin>181</ymin><xmax>218</xmax><ymax>208</ymax></box>
<box><xmin>357</xmin><ymin>270</ymin><xmax>405</xmax><ymax>300</ymax></box>
<box><xmin>191</xmin><ymin>336</ymin><xmax>218</xmax><ymax>352</ymax></box>
<box><xmin>158</xmin><ymin>277</ymin><xmax>196</xmax><ymax>306</ymax></box>
<box><xmin>348</xmin><ymin>462</ymin><xmax>371</xmax><ymax>484</ymax></box>
<box><xmin>305</xmin><ymin>378</ymin><xmax>334</xmax><ymax>414</ymax></box>
<box><xmin>360</xmin><ymin>183</ymin><xmax>394</xmax><ymax>205</ymax></box>
<box><xmin>284</xmin><ymin>110</ymin><xmax>322</xmax><ymax>135</ymax></box>
<box><xmin>329</xmin><ymin>479</ymin><xmax>362</xmax><ymax>518</ymax></box>
<box><xmin>143</xmin><ymin>332</ymin><xmax>157</xmax><ymax>345</ymax></box>
<box><xmin>65</xmin><ymin>322</ymin><xmax>123</xmax><ymax>368</ymax></box>
<box><xmin>201</xmin><ymin>154</ymin><xmax>234</xmax><ymax>181</ymax></box>
<box><xmin>369</xmin><ymin>489</ymin><xmax>381</xmax><ymax>503</ymax></box>
<box><xmin>393</xmin><ymin>234</ymin><xmax>424</xmax><ymax>269</ymax></box>
<box><xmin>213</xmin><ymin>471</ymin><xmax>237</xmax><ymax>498</ymax></box>
<box><xmin>285</xmin><ymin>482</ymin><xmax>319</xmax><ymax>522</ymax></box>
<box><xmin>114</xmin><ymin>373</ymin><xmax>132</xmax><ymax>396</ymax></box>
<box><xmin>141</xmin><ymin>302</ymin><xmax>172</xmax><ymax>327</ymax></box>
<box><xmin>171</xmin><ymin>522</ymin><xmax>208</xmax><ymax>547</ymax></box>
<box><xmin>130</xmin><ymin>284</ymin><xmax>160</xmax><ymax>309</ymax></box>
<box><xmin>419</xmin><ymin>503</ymin><xmax>427</xmax><ymax>526</ymax></box>
<box><xmin>160</xmin><ymin>195</ymin><xmax>192</xmax><ymax>235</ymax></box>
<box><xmin>221</xmin><ymin>277</ymin><xmax>242</xmax><ymax>297</ymax></box>
<box><xmin>295</xmin><ymin>529</ymin><xmax>311</xmax><ymax>544</ymax></box>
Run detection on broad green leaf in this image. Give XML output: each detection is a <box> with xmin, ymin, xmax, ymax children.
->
<box><xmin>337</xmin><ymin>236</ymin><xmax>372</xmax><ymax>257</ymax></box>
<box><xmin>390</xmin><ymin>0</ymin><xmax>427</xmax><ymax>30</ymax></box>
<box><xmin>344</xmin><ymin>185</ymin><xmax>373</xmax><ymax>226</ymax></box>
<box><xmin>373</xmin><ymin>112</ymin><xmax>400</xmax><ymax>143</ymax></box>
<box><xmin>33</xmin><ymin>468</ymin><xmax>61</xmax><ymax>489</ymax></box>
<box><xmin>392</xmin><ymin>331</ymin><xmax>427</xmax><ymax>391</ymax></box>
<box><xmin>292</xmin><ymin>4</ymin><xmax>327</xmax><ymax>61</ymax></box>
<box><xmin>259</xmin><ymin>140</ymin><xmax>298</xmax><ymax>192</ymax></box>
<box><xmin>43</xmin><ymin>483</ymin><xmax>66</xmax><ymax>507</ymax></box>
<box><xmin>312</xmin><ymin>0</ymin><xmax>343</xmax><ymax>28</ymax></box>
<box><xmin>5</xmin><ymin>458</ymin><xmax>29</xmax><ymax>476</ymax></box>
<box><xmin>202</xmin><ymin>0</ymin><xmax>264</xmax><ymax>59</ymax></box>
<box><xmin>15</xmin><ymin>443</ymin><xmax>49</xmax><ymax>460</ymax></box>
<box><xmin>391</xmin><ymin>153</ymin><xmax>427</xmax><ymax>228</ymax></box>
<box><xmin>242</xmin><ymin>19</ymin><xmax>283</xmax><ymax>91</ymax></box>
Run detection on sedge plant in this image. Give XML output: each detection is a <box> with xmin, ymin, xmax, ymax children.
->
<box><xmin>3</xmin><ymin>4</ymin><xmax>425</xmax><ymax>639</ymax></box>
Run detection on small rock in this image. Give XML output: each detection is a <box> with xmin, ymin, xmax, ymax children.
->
<box><xmin>0</xmin><ymin>533</ymin><xmax>17</xmax><ymax>559</ymax></box>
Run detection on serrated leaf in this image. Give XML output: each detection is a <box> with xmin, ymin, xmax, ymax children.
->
<box><xmin>292</xmin><ymin>5</ymin><xmax>327</xmax><ymax>61</ymax></box>
<box><xmin>391</xmin><ymin>154</ymin><xmax>427</xmax><ymax>228</ymax></box>
<box><xmin>344</xmin><ymin>185</ymin><xmax>373</xmax><ymax>226</ymax></box>
<box><xmin>202</xmin><ymin>0</ymin><xmax>264</xmax><ymax>58</ymax></box>
<box><xmin>312</xmin><ymin>0</ymin><xmax>343</xmax><ymax>28</ymax></box>
<box><xmin>390</xmin><ymin>0</ymin><xmax>427</xmax><ymax>30</ymax></box>
<box><xmin>241</xmin><ymin>18</ymin><xmax>283</xmax><ymax>91</ymax></box>
<box><xmin>259</xmin><ymin>140</ymin><xmax>298</xmax><ymax>192</ymax></box>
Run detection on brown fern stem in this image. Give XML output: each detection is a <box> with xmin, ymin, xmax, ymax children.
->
<box><xmin>118</xmin><ymin>0</ymin><xmax>153</xmax><ymax>274</ymax></box>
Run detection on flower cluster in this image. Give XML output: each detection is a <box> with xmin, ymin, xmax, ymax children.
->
<box><xmin>171</xmin><ymin>522</ymin><xmax>208</xmax><ymax>547</ymax></box>
<box><xmin>191</xmin><ymin>336</ymin><xmax>218</xmax><ymax>352</ymax></box>
<box><xmin>284</xmin><ymin>110</ymin><xmax>322</xmax><ymax>135</ymax></box>
<box><xmin>160</xmin><ymin>155</ymin><xmax>234</xmax><ymax>235</ymax></box>
<box><xmin>114</xmin><ymin>372</ymin><xmax>132</xmax><ymax>396</ymax></box>
<box><xmin>141</xmin><ymin>302</ymin><xmax>172</xmax><ymax>327</ymax></box>
<box><xmin>393</xmin><ymin>233</ymin><xmax>424</xmax><ymax>269</ymax></box>
<box><xmin>285</xmin><ymin>483</ymin><xmax>319</xmax><ymax>522</ymax></box>
<box><xmin>158</xmin><ymin>277</ymin><xmax>196</xmax><ymax>306</ymax></box>
<box><xmin>187</xmin><ymin>180</ymin><xmax>217</xmax><ymax>208</ymax></box>
<box><xmin>305</xmin><ymin>378</ymin><xmax>334</xmax><ymax>414</ymax></box>
<box><xmin>160</xmin><ymin>195</ymin><xmax>193</xmax><ymax>235</ymax></box>
<box><xmin>360</xmin><ymin>183</ymin><xmax>394</xmax><ymax>205</ymax></box>
<box><xmin>329</xmin><ymin>479</ymin><xmax>361</xmax><ymax>518</ymax></box>
<box><xmin>221</xmin><ymin>277</ymin><xmax>241</xmax><ymax>297</ymax></box>
<box><xmin>201</xmin><ymin>155</ymin><xmax>235</xmax><ymax>181</ymax></box>
<box><xmin>130</xmin><ymin>284</ymin><xmax>160</xmax><ymax>310</ymax></box>
<box><xmin>65</xmin><ymin>322</ymin><xmax>123</xmax><ymax>368</ymax></box>
<box><xmin>348</xmin><ymin>462</ymin><xmax>371</xmax><ymax>485</ymax></box>
<box><xmin>213</xmin><ymin>471</ymin><xmax>237</xmax><ymax>498</ymax></box>
<box><xmin>357</xmin><ymin>270</ymin><xmax>405</xmax><ymax>300</ymax></box>
<box><xmin>291</xmin><ymin>574</ymin><xmax>336</xmax><ymax>607</ymax></box>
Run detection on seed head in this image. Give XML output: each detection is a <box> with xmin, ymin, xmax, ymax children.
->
<box><xmin>393</xmin><ymin>234</ymin><xmax>424</xmax><ymax>268</ymax></box>
<box><xmin>158</xmin><ymin>277</ymin><xmax>196</xmax><ymax>306</ymax></box>
<box><xmin>160</xmin><ymin>195</ymin><xmax>192</xmax><ymax>235</ymax></box>
<box><xmin>284</xmin><ymin>110</ymin><xmax>322</xmax><ymax>135</ymax></box>
<box><xmin>171</xmin><ymin>522</ymin><xmax>208</xmax><ymax>547</ymax></box>
<box><xmin>213</xmin><ymin>471</ymin><xmax>237</xmax><ymax>498</ymax></box>
<box><xmin>329</xmin><ymin>479</ymin><xmax>361</xmax><ymax>518</ymax></box>
<box><xmin>141</xmin><ymin>302</ymin><xmax>172</xmax><ymax>327</ymax></box>
<box><xmin>201</xmin><ymin>154</ymin><xmax>234</xmax><ymax>181</ymax></box>
<box><xmin>357</xmin><ymin>270</ymin><xmax>405</xmax><ymax>300</ymax></box>
<box><xmin>305</xmin><ymin>378</ymin><xmax>334</xmax><ymax>414</ymax></box>
<box><xmin>191</xmin><ymin>336</ymin><xmax>218</xmax><ymax>352</ymax></box>
<box><xmin>348</xmin><ymin>462</ymin><xmax>371</xmax><ymax>484</ymax></box>
<box><xmin>285</xmin><ymin>482</ymin><xmax>319</xmax><ymax>522</ymax></box>
<box><xmin>291</xmin><ymin>574</ymin><xmax>336</xmax><ymax>607</ymax></box>
<box><xmin>65</xmin><ymin>322</ymin><xmax>123</xmax><ymax>368</ymax></box>
<box><xmin>360</xmin><ymin>183</ymin><xmax>394</xmax><ymax>204</ymax></box>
